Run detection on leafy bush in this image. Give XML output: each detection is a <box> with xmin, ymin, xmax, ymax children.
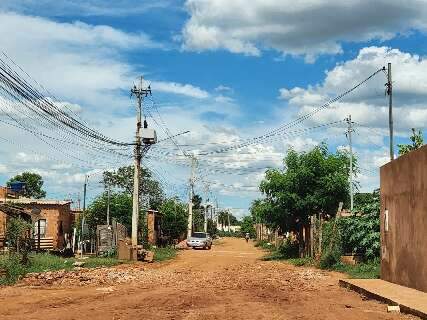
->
<box><xmin>320</xmin><ymin>190</ymin><xmax>380</xmax><ymax>265</ymax></box>
<box><xmin>0</xmin><ymin>254</ymin><xmax>26</xmax><ymax>285</ymax></box>
<box><xmin>277</xmin><ymin>239</ymin><xmax>299</xmax><ymax>259</ymax></box>
<box><xmin>288</xmin><ymin>257</ymin><xmax>315</xmax><ymax>267</ymax></box>
<box><xmin>153</xmin><ymin>247</ymin><xmax>177</xmax><ymax>262</ymax></box>
<box><xmin>332</xmin><ymin>259</ymin><xmax>380</xmax><ymax>279</ymax></box>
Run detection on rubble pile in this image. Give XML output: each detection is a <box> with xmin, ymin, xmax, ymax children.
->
<box><xmin>19</xmin><ymin>265</ymin><xmax>185</xmax><ymax>288</ymax></box>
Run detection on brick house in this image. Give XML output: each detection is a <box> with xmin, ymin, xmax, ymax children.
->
<box><xmin>0</xmin><ymin>198</ymin><xmax>75</xmax><ymax>250</ymax></box>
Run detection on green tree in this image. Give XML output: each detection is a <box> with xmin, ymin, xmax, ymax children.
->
<box><xmin>398</xmin><ymin>128</ymin><xmax>424</xmax><ymax>156</ymax></box>
<box><xmin>240</xmin><ymin>215</ymin><xmax>256</xmax><ymax>238</ymax></box>
<box><xmin>260</xmin><ymin>144</ymin><xmax>353</xmax><ymax>233</ymax></box>
<box><xmin>103</xmin><ymin>166</ymin><xmax>164</xmax><ymax>210</ymax></box>
<box><xmin>159</xmin><ymin>198</ymin><xmax>188</xmax><ymax>241</ymax></box>
<box><xmin>7</xmin><ymin>172</ymin><xmax>46</xmax><ymax>199</ymax></box>
<box><xmin>85</xmin><ymin>192</ymin><xmax>133</xmax><ymax>231</ymax></box>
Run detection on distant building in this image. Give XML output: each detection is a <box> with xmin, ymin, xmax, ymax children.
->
<box><xmin>219</xmin><ymin>225</ymin><xmax>241</xmax><ymax>233</ymax></box>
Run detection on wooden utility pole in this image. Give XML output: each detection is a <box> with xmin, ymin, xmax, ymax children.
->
<box><xmin>130</xmin><ymin>77</ymin><xmax>151</xmax><ymax>247</ymax></box>
<box><xmin>187</xmin><ymin>156</ymin><xmax>196</xmax><ymax>238</ymax></box>
<box><xmin>387</xmin><ymin>63</ymin><xmax>394</xmax><ymax>161</ymax></box>
<box><xmin>346</xmin><ymin>115</ymin><xmax>354</xmax><ymax>211</ymax></box>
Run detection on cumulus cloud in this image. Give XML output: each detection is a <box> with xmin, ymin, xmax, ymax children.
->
<box><xmin>153</xmin><ymin>81</ymin><xmax>210</xmax><ymax>99</ymax></box>
<box><xmin>279</xmin><ymin>46</ymin><xmax>427</xmax><ymax>131</ymax></box>
<box><xmin>182</xmin><ymin>0</ymin><xmax>427</xmax><ymax>60</ymax></box>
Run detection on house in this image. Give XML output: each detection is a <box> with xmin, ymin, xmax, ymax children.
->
<box><xmin>0</xmin><ymin>197</ymin><xmax>75</xmax><ymax>250</ymax></box>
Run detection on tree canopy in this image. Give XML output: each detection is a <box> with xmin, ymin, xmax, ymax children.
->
<box><xmin>85</xmin><ymin>191</ymin><xmax>133</xmax><ymax>230</ymax></box>
<box><xmin>259</xmin><ymin>144</ymin><xmax>353</xmax><ymax>232</ymax></box>
<box><xmin>159</xmin><ymin>198</ymin><xmax>188</xmax><ymax>240</ymax></box>
<box><xmin>7</xmin><ymin>172</ymin><xmax>46</xmax><ymax>199</ymax></box>
<box><xmin>102</xmin><ymin>166</ymin><xmax>164</xmax><ymax>210</ymax></box>
<box><xmin>398</xmin><ymin>128</ymin><xmax>424</xmax><ymax>156</ymax></box>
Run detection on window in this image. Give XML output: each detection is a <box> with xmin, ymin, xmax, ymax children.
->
<box><xmin>34</xmin><ymin>219</ymin><xmax>46</xmax><ymax>238</ymax></box>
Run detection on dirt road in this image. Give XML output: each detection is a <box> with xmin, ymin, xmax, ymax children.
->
<box><xmin>0</xmin><ymin>238</ymin><xmax>416</xmax><ymax>320</ymax></box>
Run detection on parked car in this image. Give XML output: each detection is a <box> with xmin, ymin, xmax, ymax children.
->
<box><xmin>186</xmin><ymin>232</ymin><xmax>212</xmax><ymax>249</ymax></box>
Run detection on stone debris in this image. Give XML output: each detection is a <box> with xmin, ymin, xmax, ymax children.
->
<box><xmin>73</xmin><ymin>261</ymin><xmax>85</xmax><ymax>267</ymax></box>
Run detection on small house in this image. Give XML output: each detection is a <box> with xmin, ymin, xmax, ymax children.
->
<box><xmin>0</xmin><ymin>198</ymin><xmax>75</xmax><ymax>250</ymax></box>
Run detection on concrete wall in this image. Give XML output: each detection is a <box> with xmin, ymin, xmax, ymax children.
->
<box><xmin>380</xmin><ymin>145</ymin><xmax>427</xmax><ymax>292</ymax></box>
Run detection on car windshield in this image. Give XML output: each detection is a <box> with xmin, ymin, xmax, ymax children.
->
<box><xmin>192</xmin><ymin>232</ymin><xmax>207</xmax><ymax>238</ymax></box>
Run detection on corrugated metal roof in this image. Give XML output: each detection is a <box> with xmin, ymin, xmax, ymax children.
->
<box><xmin>0</xmin><ymin>198</ymin><xmax>72</xmax><ymax>205</ymax></box>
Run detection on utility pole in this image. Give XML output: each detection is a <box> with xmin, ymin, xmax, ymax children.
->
<box><xmin>80</xmin><ymin>174</ymin><xmax>88</xmax><ymax>257</ymax></box>
<box><xmin>387</xmin><ymin>63</ymin><xmax>394</xmax><ymax>161</ymax></box>
<box><xmin>346</xmin><ymin>115</ymin><xmax>354</xmax><ymax>211</ymax></box>
<box><xmin>187</xmin><ymin>156</ymin><xmax>196</xmax><ymax>238</ymax></box>
<box><xmin>204</xmin><ymin>205</ymin><xmax>208</xmax><ymax>233</ymax></box>
<box><xmin>106</xmin><ymin>183</ymin><xmax>111</xmax><ymax>225</ymax></box>
<box><xmin>130</xmin><ymin>77</ymin><xmax>151</xmax><ymax>247</ymax></box>
<box><xmin>227</xmin><ymin>210</ymin><xmax>231</xmax><ymax>232</ymax></box>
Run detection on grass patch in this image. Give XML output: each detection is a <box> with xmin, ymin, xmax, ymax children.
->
<box><xmin>26</xmin><ymin>253</ymin><xmax>75</xmax><ymax>273</ymax></box>
<box><xmin>255</xmin><ymin>240</ymin><xmax>275</xmax><ymax>251</ymax></box>
<box><xmin>153</xmin><ymin>247</ymin><xmax>177</xmax><ymax>262</ymax></box>
<box><xmin>327</xmin><ymin>261</ymin><xmax>380</xmax><ymax>279</ymax></box>
<box><xmin>0</xmin><ymin>253</ymin><xmax>125</xmax><ymax>285</ymax></box>
<box><xmin>83</xmin><ymin>257</ymin><xmax>122</xmax><ymax>268</ymax></box>
<box><xmin>287</xmin><ymin>258</ymin><xmax>315</xmax><ymax>267</ymax></box>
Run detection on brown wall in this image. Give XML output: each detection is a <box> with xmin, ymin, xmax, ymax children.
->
<box><xmin>31</xmin><ymin>204</ymin><xmax>73</xmax><ymax>249</ymax></box>
<box><xmin>380</xmin><ymin>145</ymin><xmax>427</xmax><ymax>292</ymax></box>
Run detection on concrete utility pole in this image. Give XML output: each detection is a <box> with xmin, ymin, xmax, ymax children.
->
<box><xmin>346</xmin><ymin>115</ymin><xmax>354</xmax><ymax>211</ymax></box>
<box><xmin>80</xmin><ymin>174</ymin><xmax>88</xmax><ymax>257</ymax></box>
<box><xmin>106</xmin><ymin>183</ymin><xmax>111</xmax><ymax>225</ymax></box>
<box><xmin>204</xmin><ymin>205</ymin><xmax>208</xmax><ymax>233</ymax></box>
<box><xmin>387</xmin><ymin>63</ymin><xmax>394</xmax><ymax>161</ymax></box>
<box><xmin>227</xmin><ymin>210</ymin><xmax>231</xmax><ymax>232</ymax></box>
<box><xmin>187</xmin><ymin>156</ymin><xmax>196</xmax><ymax>238</ymax></box>
<box><xmin>130</xmin><ymin>77</ymin><xmax>151</xmax><ymax>247</ymax></box>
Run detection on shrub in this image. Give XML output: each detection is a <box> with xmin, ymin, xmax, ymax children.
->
<box><xmin>277</xmin><ymin>239</ymin><xmax>299</xmax><ymax>259</ymax></box>
<box><xmin>0</xmin><ymin>254</ymin><xmax>27</xmax><ymax>285</ymax></box>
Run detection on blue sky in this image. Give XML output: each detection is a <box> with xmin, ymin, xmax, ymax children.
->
<box><xmin>0</xmin><ymin>0</ymin><xmax>426</xmax><ymax>217</ymax></box>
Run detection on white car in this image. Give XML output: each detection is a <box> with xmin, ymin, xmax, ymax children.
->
<box><xmin>186</xmin><ymin>232</ymin><xmax>212</xmax><ymax>249</ymax></box>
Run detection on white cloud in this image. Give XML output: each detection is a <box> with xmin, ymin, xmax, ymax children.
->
<box><xmin>15</xmin><ymin>152</ymin><xmax>46</xmax><ymax>164</ymax></box>
<box><xmin>215</xmin><ymin>85</ymin><xmax>233</xmax><ymax>93</ymax></box>
<box><xmin>182</xmin><ymin>0</ymin><xmax>427</xmax><ymax>60</ymax></box>
<box><xmin>152</xmin><ymin>81</ymin><xmax>210</xmax><ymax>99</ymax></box>
<box><xmin>280</xmin><ymin>46</ymin><xmax>427</xmax><ymax>132</ymax></box>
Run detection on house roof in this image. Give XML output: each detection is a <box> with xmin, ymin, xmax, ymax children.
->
<box><xmin>0</xmin><ymin>198</ymin><xmax>72</xmax><ymax>206</ymax></box>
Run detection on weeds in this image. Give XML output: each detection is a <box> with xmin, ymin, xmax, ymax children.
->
<box><xmin>153</xmin><ymin>247</ymin><xmax>177</xmax><ymax>262</ymax></box>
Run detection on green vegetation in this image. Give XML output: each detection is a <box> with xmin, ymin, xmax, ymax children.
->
<box><xmin>398</xmin><ymin>128</ymin><xmax>424</xmax><ymax>156</ymax></box>
<box><xmin>153</xmin><ymin>247</ymin><xmax>177</xmax><ymax>262</ymax></box>
<box><xmin>240</xmin><ymin>215</ymin><xmax>256</xmax><ymax>238</ymax></box>
<box><xmin>259</xmin><ymin>188</ymin><xmax>381</xmax><ymax>279</ymax></box>
<box><xmin>7</xmin><ymin>171</ymin><xmax>46</xmax><ymax>199</ymax></box>
<box><xmin>159</xmin><ymin>198</ymin><xmax>188</xmax><ymax>242</ymax></box>
<box><xmin>254</xmin><ymin>240</ymin><xmax>274</xmax><ymax>250</ymax></box>
<box><xmin>0</xmin><ymin>253</ymin><xmax>124</xmax><ymax>285</ymax></box>
<box><xmin>328</xmin><ymin>260</ymin><xmax>380</xmax><ymax>279</ymax></box>
<box><xmin>259</xmin><ymin>143</ymin><xmax>354</xmax><ymax>234</ymax></box>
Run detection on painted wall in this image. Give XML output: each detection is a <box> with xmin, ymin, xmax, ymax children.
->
<box><xmin>380</xmin><ymin>145</ymin><xmax>427</xmax><ymax>292</ymax></box>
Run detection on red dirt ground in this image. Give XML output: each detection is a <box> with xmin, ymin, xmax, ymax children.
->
<box><xmin>0</xmin><ymin>238</ymin><xmax>418</xmax><ymax>320</ymax></box>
